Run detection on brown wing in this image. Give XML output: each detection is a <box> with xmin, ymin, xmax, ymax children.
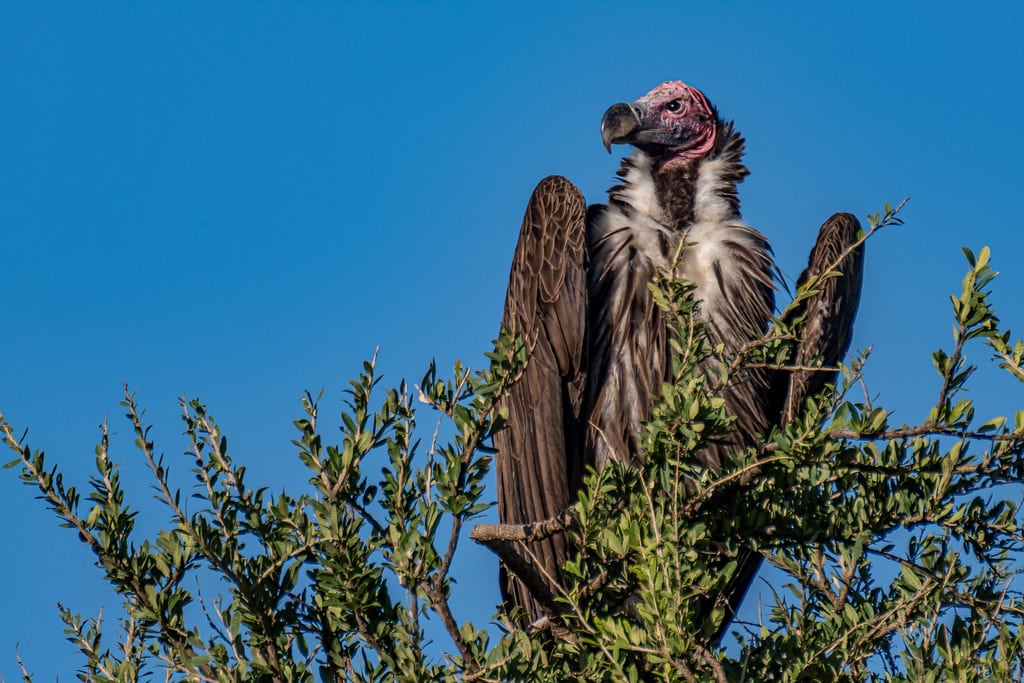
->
<box><xmin>494</xmin><ymin>175</ymin><xmax>588</xmax><ymax>624</ymax></box>
<box><xmin>782</xmin><ymin>212</ymin><xmax>864</xmax><ymax>422</ymax></box>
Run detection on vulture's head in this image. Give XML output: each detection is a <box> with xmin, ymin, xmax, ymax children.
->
<box><xmin>600</xmin><ymin>80</ymin><xmax>717</xmax><ymax>169</ymax></box>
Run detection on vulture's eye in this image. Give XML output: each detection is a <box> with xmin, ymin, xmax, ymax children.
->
<box><xmin>666</xmin><ymin>99</ymin><xmax>683</xmax><ymax>113</ymax></box>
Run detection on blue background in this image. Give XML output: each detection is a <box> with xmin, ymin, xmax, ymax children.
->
<box><xmin>3</xmin><ymin>2</ymin><xmax>1023</xmax><ymax>677</ymax></box>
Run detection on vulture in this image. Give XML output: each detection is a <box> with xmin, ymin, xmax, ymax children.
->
<box><xmin>493</xmin><ymin>80</ymin><xmax>864</xmax><ymax>631</ymax></box>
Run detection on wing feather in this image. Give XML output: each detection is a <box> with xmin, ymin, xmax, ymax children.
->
<box><xmin>494</xmin><ymin>175</ymin><xmax>587</xmax><ymax>623</ymax></box>
<box><xmin>783</xmin><ymin>212</ymin><xmax>865</xmax><ymax>422</ymax></box>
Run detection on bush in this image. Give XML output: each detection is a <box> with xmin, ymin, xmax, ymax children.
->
<box><xmin>4</xmin><ymin>205</ymin><xmax>1024</xmax><ymax>681</ymax></box>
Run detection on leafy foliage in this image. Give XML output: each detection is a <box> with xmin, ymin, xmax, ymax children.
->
<box><xmin>4</xmin><ymin>205</ymin><xmax>1024</xmax><ymax>681</ymax></box>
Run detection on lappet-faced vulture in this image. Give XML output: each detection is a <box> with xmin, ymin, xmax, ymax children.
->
<box><xmin>494</xmin><ymin>80</ymin><xmax>863</xmax><ymax>631</ymax></box>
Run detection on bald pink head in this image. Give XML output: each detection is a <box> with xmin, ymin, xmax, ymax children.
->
<box><xmin>600</xmin><ymin>80</ymin><xmax>717</xmax><ymax>169</ymax></box>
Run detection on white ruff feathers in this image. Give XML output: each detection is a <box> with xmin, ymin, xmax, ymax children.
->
<box><xmin>591</xmin><ymin>149</ymin><xmax>766</xmax><ymax>322</ymax></box>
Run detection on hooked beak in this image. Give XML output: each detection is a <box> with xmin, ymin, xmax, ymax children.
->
<box><xmin>600</xmin><ymin>102</ymin><xmax>644</xmax><ymax>153</ymax></box>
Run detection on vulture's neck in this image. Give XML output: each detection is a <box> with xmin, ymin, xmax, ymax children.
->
<box><xmin>594</xmin><ymin>122</ymin><xmax>772</xmax><ymax>349</ymax></box>
<box><xmin>609</xmin><ymin>122</ymin><xmax>748</xmax><ymax>231</ymax></box>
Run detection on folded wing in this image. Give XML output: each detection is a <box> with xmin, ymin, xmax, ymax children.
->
<box><xmin>494</xmin><ymin>175</ymin><xmax>588</xmax><ymax>623</ymax></box>
<box><xmin>783</xmin><ymin>212</ymin><xmax>865</xmax><ymax>422</ymax></box>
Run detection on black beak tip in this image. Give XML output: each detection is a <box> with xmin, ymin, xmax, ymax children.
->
<box><xmin>600</xmin><ymin>102</ymin><xmax>641</xmax><ymax>153</ymax></box>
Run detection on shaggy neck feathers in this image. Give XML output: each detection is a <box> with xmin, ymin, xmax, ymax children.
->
<box><xmin>591</xmin><ymin>119</ymin><xmax>774</xmax><ymax>348</ymax></box>
<box><xmin>607</xmin><ymin>120</ymin><xmax>748</xmax><ymax>232</ymax></box>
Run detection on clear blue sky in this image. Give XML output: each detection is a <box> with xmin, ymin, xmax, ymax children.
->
<box><xmin>3</xmin><ymin>2</ymin><xmax>1024</xmax><ymax>677</ymax></box>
